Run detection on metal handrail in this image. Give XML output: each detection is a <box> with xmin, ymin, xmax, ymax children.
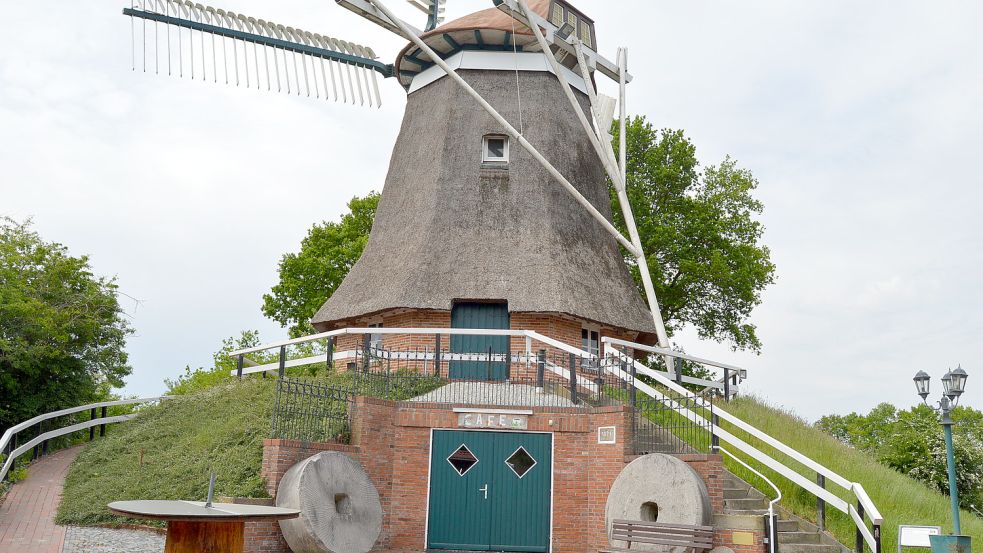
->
<box><xmin>0</xmin><ymin>397</ymin><xmax>170</xmax><ymax>482</ymax></box>
<box><xmin>601</xmin><ymin>338</ymin><xmax>883</xmax><ymax>553</ymax></box>
<box><xmin>718</xmin><ymin>446</ymin><xmax>782</xmax><ymax>553</ymax></box>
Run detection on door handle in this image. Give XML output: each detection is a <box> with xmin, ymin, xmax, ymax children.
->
<box><xmin>479</xmin><ymin>484</ymin><xmax>488</xmax><ymax>499</ymax></box>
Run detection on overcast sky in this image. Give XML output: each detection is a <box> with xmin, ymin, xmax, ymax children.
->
<box><xmin>2</xmin><ymin>1</ymin><xmax>981</xmax><ymax>421</ymax></box>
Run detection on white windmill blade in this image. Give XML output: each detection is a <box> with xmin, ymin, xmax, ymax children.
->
<box><xmin>407</xmin><ymin>0</ymin><xmax>446</xmax><ymax>30</ymax></box>
<box><xmin>336</xmin><ymin>0</ymin><xmax>423</xmax><ymax>39</ymax></box>
<box><xmin>123</xmin><ymin>0</ymin><xmax>392</xmax><ymax>107</ymax></box>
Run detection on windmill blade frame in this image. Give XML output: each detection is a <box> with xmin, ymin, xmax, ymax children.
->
<box><xmin>124</xmin><ymin>0</ymin><xmax>393</xmax><ymax>106</ymax></box>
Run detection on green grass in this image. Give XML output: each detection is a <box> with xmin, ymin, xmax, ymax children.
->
<box><xmin>56</xmin><ymin>378</ymin><xmax>277</xmax><ymax>527</ymax></box>
<box><xmin>56</xmin><ymin>369</ymin><xmax>443</xmax><ymax>527</ymax></box>
<box><xmin>718</xmin><ymin>396</ymin><xmax>982</xmax><ymax>548</ymax></box>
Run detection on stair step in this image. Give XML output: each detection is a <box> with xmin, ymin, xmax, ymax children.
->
<box><xmin>724</xmin><ymin>487</ymin><xmax>749</xmax><ymax>499</ymax></box>
<box><xmin>777</xmin><ymin>544</ymin><xmax>840</xmax><ymax>553</ymax></box>
<box><xmin>724</xmin><ymin>498</ymin><xmax>767</xmax><ymax>510</ymax></box>
<box><xmin>779</xmin><ymin>532</ymin><xmax>823</xmax><ymax>544</ymax></box>
<box><xmin>777</xmin><ymin>520</ymin><xmax>801</xmax><ymax>532</ymax></box>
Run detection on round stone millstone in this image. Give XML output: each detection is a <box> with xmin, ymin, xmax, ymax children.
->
<box><xmin>605</xmin><ymin>453</ymin><xmax>713</xmax><ymax>552</ymax></box>
<box><xmin>275</xmin><ymin>451</ymin><xmax>382</xmax><ymax>553</ymax></box>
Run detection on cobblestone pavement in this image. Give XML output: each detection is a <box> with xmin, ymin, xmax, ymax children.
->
<box><xmin>61</xmin><ymin>527</ymin><xmax>164</xmax><ymax>553</ymax></box>
<box><xmin>0</xmin><ymin>446</ymin><xmax>81</xmax><ymax>553</ymax></box>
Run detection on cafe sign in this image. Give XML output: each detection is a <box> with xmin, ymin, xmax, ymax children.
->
<box><xmin>454</xmin><ymin>408</ymin><xmax>531</xmax><ymax>430</ymax></box>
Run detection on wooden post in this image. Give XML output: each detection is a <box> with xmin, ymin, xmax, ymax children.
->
<box><xmin>278</xmin><ymin>345</ymin><xmax>286</xmax><ymax>379</ymax></box>
<box><xmin>100</xmin><ymin>406</ymin><xmax>108</xmax><ymax>437</ymax></box>
<box><xmin>855</xmin><ymin>500</ymin><xmax>865</xmax><ymax>553</ymax></box>
<box><xmin>89</xmin><ymin>408</ymin><xmax>97</xmax><ymax>441</ymax></box>
<box><xmin>326</xmin><ymin>336</ymin><xmax>335</xmax><ymax>369</ymax></box>
<box><xmin>164</xmin><ymin>520</ymin><xmax>245</xmax><ymax>553</ymax></box>
<box><xmin>817</xmin><ymin>474</ymin><xmax>826</xmax><ymax>531</ymax></box>
<box><xmin>236</xmin><ymin>354</ymin><xmax>244</xmax><ymax>379</ymax></box>
<box><xmin>536</xmin><ymin>349</ymin><xmax>546</xmax><ymax>389</ymax></box>
<box><xmin>434</xmin><ymin>334</ymin><xmax>441</xmax><ymax>378</ymax></box>
<box><xmin>724</xmin><ymin>367</ymin><xmax>731</xmax><ymax>401</ymax></box>
<box><xmin>568</xmin><ymin>353</ymin><xmax>579</xmax><ymax>405</ymax></box>
<box><xmin>627</xmin><ymin>360</ymin><xmax>636</xmax><ymax>408</ymax></box>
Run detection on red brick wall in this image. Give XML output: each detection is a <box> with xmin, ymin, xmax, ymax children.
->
<box><xmin>714</xmin><ymin>523</ymin><xmax>768</xmax><ymax>553</ymax></box>
<box><xmin>676</xmin><ymin>453</ymin><xmax>725</xmax><ymax>515</ymax></box>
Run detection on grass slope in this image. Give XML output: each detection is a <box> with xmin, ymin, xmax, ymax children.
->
<box><xmin>720</xmin><ymin>396</ymin><xmax>982</xmax><ymax>548</ymax></box>
<box><xmin>57</xmin><ymin>379</ymin><xmax>276</xmax><ymax>526</ymax></box>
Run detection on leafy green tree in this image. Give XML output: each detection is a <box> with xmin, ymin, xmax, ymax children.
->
<box><xmin>165</xmin><ymin>330</ymin><xmax>266</xmax><ymax>395</ymax></box>
<box><xmin>611</xmin><ymin>117</ymin><xmax>776</xmax><ymax>352</ymax></box>
<box><xmin>262</xmin><ymin>193</ymin><xmax>379</xmax><ymax>337</ymax></box>
<box><xmin>0</xmin><ymin>218</ymin><xmax>132</xmax><ymax>430</ymax></box>
<box><xmin>817</xmin><ymin>402</ymin><xmax>983</xmax><ymax>510</ymax></box>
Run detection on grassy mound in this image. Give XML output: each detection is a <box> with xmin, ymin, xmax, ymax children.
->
<box><xmin>57</xmin><ymin>378</ymin><xmax>276</xmax><ymax>526</ymax></box>
<box><xmin>720</xmin><ymin>396</ymin><xmax>982</xmax><ymax>547</ymax></box>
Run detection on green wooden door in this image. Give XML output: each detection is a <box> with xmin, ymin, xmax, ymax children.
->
<box><xmin>450</xmin><ymin>303</ymin><xmax>510</xmax><ymax>381</ymax></box>
<box><xmin>428</xmin><ymin>430</ymin><xmax>552</xmax><ymax>552</ymax></box>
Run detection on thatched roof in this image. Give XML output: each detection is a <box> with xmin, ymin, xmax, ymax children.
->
<box><xmin>312</xmin><ymin>69</ymin><xmax>657</xmax><ymax>339</ymax></box>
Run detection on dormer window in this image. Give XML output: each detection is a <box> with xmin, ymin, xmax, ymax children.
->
<box><xmin>482</xmin><ymin>135</ymin><xmax>509</xmax><ymax>163</ymax></box>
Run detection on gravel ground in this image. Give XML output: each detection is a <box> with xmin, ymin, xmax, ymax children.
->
<box><xmin>62</xmin><ymin>526</ymin><xmax>164</xmax><ymax>553</ymax></box>
<box><xmin>408</xmin><ymin>382</ymin><xmax>577</xmax><ymax>407</ymax></box>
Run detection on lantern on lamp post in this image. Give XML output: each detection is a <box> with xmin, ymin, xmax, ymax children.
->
<box><xmin>912</xmin><ymin>366</ymin><xmax>969</xmax><ymax>541</ymax></box>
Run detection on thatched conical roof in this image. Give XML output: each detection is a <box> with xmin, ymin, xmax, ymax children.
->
<box><xmin>311</xmin><ymin>68</ymin><xmax>657</xmax><ymax>339</ymax></box>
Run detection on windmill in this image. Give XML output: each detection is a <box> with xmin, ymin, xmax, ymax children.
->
<box><xmin>122</xmin><ymin>0</ymin><xmax>676</xmax><ymax>366</ymax></box>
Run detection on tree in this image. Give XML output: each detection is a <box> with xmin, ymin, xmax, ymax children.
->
<box><xmin>262</xmin><ymin>193</ymin><xmax>380</xmax><ymax>337</ymax></box>
<box><xmin>0</xmin><ymin>218</ymin><xmax>133</xmax><ymax>431</ymax></box>
<box><xmin>611</xmin><ymin>117</ymin><xmax>776</xmax><ymax>352</ymax></box>
<box><xmin>817</xmin><ymin>402</ymin><xmax>983</xmax><ymax>510</ymax></box>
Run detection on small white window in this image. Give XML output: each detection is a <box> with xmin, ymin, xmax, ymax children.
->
<box><xmin>482</xmin><ymin>135</ymin><xmax>509</xmax><ymax>163</ymax></box>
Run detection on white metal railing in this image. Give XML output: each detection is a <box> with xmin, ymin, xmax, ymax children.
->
<box><xmin>601</xmin><ymin>336</ymin><xmax>883</xmax><ymax>553</ymax></box>
<box><xmin>718</xmin><ymin>446</ymin><xmax>782</xmax><ymax>553</ymax></box>
<box><xmin>227</xmin><ymin>327</ymin><xmax>596</xmax><ymax>376</ymax></box>
<box><xmin>0</xmin><ymin>397</ymin><xmax>170</xmax><ymax>482</ymax></box>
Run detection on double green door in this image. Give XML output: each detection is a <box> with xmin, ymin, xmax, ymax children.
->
<box><xmin>450</xmin><ymin>302</ymin><xmax>510</xmax><ymax>381</ymax></box>
<box><xmin>428</xmin><ymin>430</ymin><xmax>552</xmax><ymax>552</ymax></box>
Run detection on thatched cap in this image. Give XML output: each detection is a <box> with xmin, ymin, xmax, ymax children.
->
<box><xmin>311</xmin><ymin>69</ymin><xmax>657</xmax><ymax>341</ymax></box>
<box><xmin>394</xmin><ymin>1</ymin><xmax>551</xmax><ymax>88</ymax></box>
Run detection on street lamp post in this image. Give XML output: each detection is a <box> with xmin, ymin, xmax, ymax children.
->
<box><xmin>913</xmin><ymin>366</ymin><xmax>969</xmax><ymax>536</ymax></box>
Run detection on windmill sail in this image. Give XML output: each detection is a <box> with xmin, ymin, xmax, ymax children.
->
<box><xmin>123</xmin><ymin>0</ymin><xmax>394</xmax><ymax>107</ymax></box>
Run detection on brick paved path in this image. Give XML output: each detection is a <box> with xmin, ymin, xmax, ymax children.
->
<box><xmin>0</xmin><ymin>446</ymin><xmax>82</xmax><ymax>553</ymax></box>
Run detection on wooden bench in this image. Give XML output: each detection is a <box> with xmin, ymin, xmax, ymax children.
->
<box><xmin>601</xmin><ymin>519</ymin><xmax>714</xmax><ymax>552</ymax></box>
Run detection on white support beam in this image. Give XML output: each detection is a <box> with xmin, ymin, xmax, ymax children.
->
<box><xmin>364</xmin><ymin>0</ymin><xmax>640</xmax><ymax>256</ymax></box>
<box><xmin>335</xmin><ymin>0</ymin><xmax>423</xmax><ymax>39</ymax></box>
<box><xmin>493</xmin><ymin>0</ymin><xmax>629</xmax><ymax>84</ymax></box>
<box><xmin>516</xmin><ymin>0</ymin><xmax>673</xmax><ymax>366</ymax></box>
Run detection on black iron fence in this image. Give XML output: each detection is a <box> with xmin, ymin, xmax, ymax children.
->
<box><xmin>271</xmin><ymin>378</ymin><xmax>356</xmax><ymax>443</ymax></box>
<box><xmin>631</xmin><ymin>393</ymin><xmax>714</xmax><ymax>455</ymax></box>
<box><xmin>349</xmin><ymin>347</ymin><xmax>629</xmax><ymax>409</ymax></box>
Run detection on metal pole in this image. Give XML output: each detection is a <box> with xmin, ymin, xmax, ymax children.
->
<box><xmin>278</xmin><ymin>345</ymin><xmax>287</xmax><ymax>379</ymax></box>
<box><xmin>487</xmin><ymin>345</ymin><xmax>493</xmax><ymax>381</ymax></box>
<box><xmin>568</xmin><ymin>353</ymin><xmax>579</xmax><ymax>405</ymax></box>
<box><xmin>817</xmin><ymin>474</ymin><xmax>826</xmax><ymax>531</ymax></box>
<box><xmin>941</xmin><ymin>405</ymin><xmax>962</xmax><ymax>535</ymax></box>
<box><xmin>362</xmin><ymin>333</ymin><xmax>371</xmax><ymax>371</ymax></box>
<box><xmin>536</xmin><ymin>349</ymin><xmax>546</xmax><ymax>390</ymax></box>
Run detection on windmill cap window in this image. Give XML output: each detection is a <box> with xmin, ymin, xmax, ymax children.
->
<box><xmin>483</xmin><ymin>135</ymin><xmax>509</xmax><ymax>163</ymax></box>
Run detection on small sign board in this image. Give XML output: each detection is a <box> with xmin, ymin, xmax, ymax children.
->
<box><xmin>598</xmin><ymin>426</ymin><xmax>616</xmax><ymax>444</ymax></box>
<box><xmin>898</xmin><ymin>525</ymin><xmax>941</xmax><ymax>553</ymax></box>
<box><xmin>458</xmin><ymin>412</ymin><xmax>529</xmax><ymax>430</ymax></box>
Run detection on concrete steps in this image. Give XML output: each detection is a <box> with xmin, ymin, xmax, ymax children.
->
<box><xmin>722</xmin><ymin>472</ymin><xmax>849</xmax><ymax>553</ymax></box>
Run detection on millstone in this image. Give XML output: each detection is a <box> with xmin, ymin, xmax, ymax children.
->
<box><xmin>275</xmin><ymin>451</ymin><xmax>382</xmax><ymax>553</ymax></box>
<box><xmin>605</xmin><ymin>453</ymin><xmax>712</xmax><ymax>552</ymax></box>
